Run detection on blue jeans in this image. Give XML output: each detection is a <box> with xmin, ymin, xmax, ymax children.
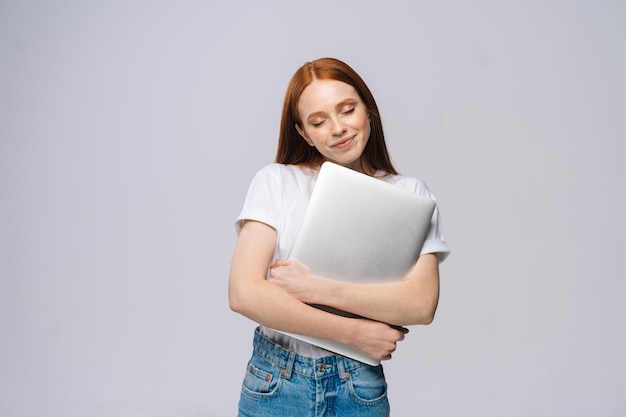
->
<box><xmin>238</xmin><ymin>327</ymin><xmax>390</xmax><ymax>417</ymax></box>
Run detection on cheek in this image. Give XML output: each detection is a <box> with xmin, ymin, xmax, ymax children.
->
<box><xmin>361</xmin><ymin>116</ymin><xmax>372</xmax><ymax>138</ymax></box>
<box><xmin>306</xmin><ymin>130</ymin><xmax>326</xmax><ymax>146</ymax></box>
<box><xmin>355</xmin><ymin>111</ymin><xmax>371</xmax><ymax>131</ymax></box>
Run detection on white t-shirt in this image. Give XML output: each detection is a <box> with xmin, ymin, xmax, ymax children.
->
<box><xmin>235</xmin><ymin>163</ymin><xmax>450</xmax><ymax>358</ymax></box>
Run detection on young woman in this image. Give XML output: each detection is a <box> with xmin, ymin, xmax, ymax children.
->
<box><xmin>229</xmin><ymin>57</ymin><xmax>450</xmax><ymax>417</ymax></box>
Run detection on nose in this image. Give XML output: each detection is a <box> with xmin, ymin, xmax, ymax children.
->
<box><xmin>330</xmin><ymin>117</ymin><xmax>346</xmax><ymax>136</ymax></box>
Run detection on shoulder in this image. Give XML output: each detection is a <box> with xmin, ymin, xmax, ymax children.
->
<box><xmin>254</xmin><ymin>163</ymin><xmax>312</xmax><ymax>175</ymax></box>
<box><xmin>247</xmin><ymin>163</ymin><xmax>319</xmax><ymax>193</ymax></box>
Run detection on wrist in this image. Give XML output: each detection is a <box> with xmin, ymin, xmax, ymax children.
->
<box><xmin>310</xmin><ymin>275</ymin><xmax>340</xmax><ymax>306</ymax></box>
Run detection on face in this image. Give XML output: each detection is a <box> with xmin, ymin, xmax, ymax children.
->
<box><xmin>295</xmin><ymin>80</ymin><xmax>371</xmax><ymax>172</ymax></box>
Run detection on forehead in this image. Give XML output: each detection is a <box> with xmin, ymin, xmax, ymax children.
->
<box><xmin>298</xmin><ymin>80</ymin><xmax>361</xmax><ymax>114</ymax></box>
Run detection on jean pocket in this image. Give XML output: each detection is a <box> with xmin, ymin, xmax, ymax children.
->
<box><xmin>241</xmin><ymin>358</ymin><xmax>282</xmax><ymax>398</ymax></box>
<box><xmin>346</xmin><ymin>365</ymin><xmax>389</xmax><ymax>405</ymax></box>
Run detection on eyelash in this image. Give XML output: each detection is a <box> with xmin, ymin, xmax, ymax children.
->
<box><xmin>310</xmin><ymin>107</ymin><xmax>356</xmax><ymax>128</ymax></box>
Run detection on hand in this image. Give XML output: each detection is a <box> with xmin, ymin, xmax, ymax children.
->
<box><xmin>269</xmin><ymin>259</ymin><xmax>323</xmax><ymax>304</ymax></box>
<box><xmin>346</xmin><ymin>319</ymin><xmax>409</xmax><ymax>361</ymax></box>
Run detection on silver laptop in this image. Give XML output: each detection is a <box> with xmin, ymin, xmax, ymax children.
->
<box><xmin>280</xmin><ymin>161</ymin><xmax>436</xmax><ymax>365</ymax></box>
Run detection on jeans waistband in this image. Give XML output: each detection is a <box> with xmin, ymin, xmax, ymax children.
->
<box><xmin>252</xmin><ymin>327</ymin><xmax>373</xmax><ymax>381</ymax></box>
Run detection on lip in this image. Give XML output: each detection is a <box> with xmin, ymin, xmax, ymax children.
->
<box><xmin>331</xmin><ymin>135</ymin><xmax>356</xmax><ymax>149</ymax></box>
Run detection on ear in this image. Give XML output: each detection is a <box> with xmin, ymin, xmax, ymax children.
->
<box><xmin>295</xmin><ymin>124</ymin><xmax>315</xmax><ymax>147</ymax></box>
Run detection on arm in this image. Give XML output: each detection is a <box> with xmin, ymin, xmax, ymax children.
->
<box><xmin>228</xmin><ymin>220</ymin><xmax>407</xmax><ymax>361</ymax></box>
<box><xmin>270</xmin><ymin>253</ymin><xmax>440</xmax><ymax>326</ymax></box>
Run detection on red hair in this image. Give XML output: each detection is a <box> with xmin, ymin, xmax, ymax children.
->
<box><xmin>275</xmin><ymin>58</ymin><xmax>398</xmax><ymax>176</ymax></box>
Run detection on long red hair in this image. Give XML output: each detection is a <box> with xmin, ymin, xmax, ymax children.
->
<box><xmin>275</xmin><ymin>58</ymin><xmax>398</xmax><ymax>176</ymax></box>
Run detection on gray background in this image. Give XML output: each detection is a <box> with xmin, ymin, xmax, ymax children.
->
<box><xmin>1</xmin><ymin>1</ymin><xmax>625</xmax><ymax>416</ymax></box>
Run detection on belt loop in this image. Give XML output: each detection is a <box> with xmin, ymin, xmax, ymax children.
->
<box><xmin>281</xmin><ymin>351</ymin><xmax>296</xmax><ymax>380</ymax></box>
<box><xmin>337</xmin><ymin>356</ymin><xmax>349</xmax><ymax>382</ymax></box>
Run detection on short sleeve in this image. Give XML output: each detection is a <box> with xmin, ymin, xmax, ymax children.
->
<box><xmin>235</xmin><ymin>167</ymin><xmax>280</xmax><ymax>235</ymax></box>
<box><xmin>420</xmin><ymin>200</ymin><xmax>450</xmax><ymax>263</ymax></box>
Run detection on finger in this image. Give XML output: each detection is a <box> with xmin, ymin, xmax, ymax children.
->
<box><xmin>268</xmin><ymin>266</ymin><xmax>281</xmax><ymax>279</ymax></box>
<box><xmin>270</xmin><ymin>259</ymin><xmax>285</xmax><ymax>268</ymax></box>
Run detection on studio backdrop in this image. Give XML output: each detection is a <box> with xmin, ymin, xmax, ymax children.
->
<box><xmin>1</xmin><ymin>1</ymin><xmax>625</xmax><ymax>416</ymax></box>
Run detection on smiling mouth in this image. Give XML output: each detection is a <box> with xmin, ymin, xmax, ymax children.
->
<box><xmin>332</xmin><ymin>135</ymin><xmax>355</xmax><ymax>148</ymax></box>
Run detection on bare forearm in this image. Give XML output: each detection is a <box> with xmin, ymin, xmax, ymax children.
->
<box><xmin>230</xmin><ymin>278</ymin><xmax>355</xmax><ymax>344</ymax></box>
<box><xmin>228</xmin><ymin>221</ymin><xmax>353</xmax><ymax>342</ymax></box>
<box><xmin>319</xmin><ymin>279</ymin><xmax>438</xmax><ymax>326</ymax></box>
<box><xmin>230</xmin><ymin>278</ymin><xmax>407</xmax><ymax>362</ymax></box>
<box><xmin>308</xmin><ymin>254</ymin><xmax>440</xmax><ymax>326</ymax></box>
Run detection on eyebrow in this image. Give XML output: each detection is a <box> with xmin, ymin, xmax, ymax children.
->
<box><xmin>305</xmin><ymin>99</ymin><xmax>358</xmax><ymax>121</ymax></box>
